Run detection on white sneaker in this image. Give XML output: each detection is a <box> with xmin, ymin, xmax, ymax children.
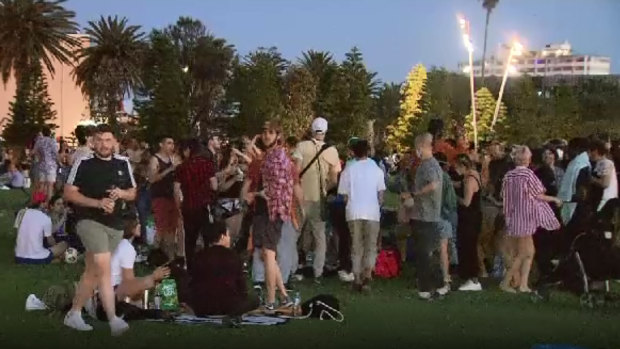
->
<box><xmin>437</xmin><ymin>284</ymin><xmax>450</xmax><ymax>296</ymax></box>
<box><xmin>0</xmin><ymin>185</ymin><xmax>10</xmax><ymax>190</ymax></box>
<box><xmin>64</xmin><ymin>311</ymin><xmax>93</xmax><ymax>331</ymax></box>
<box><xmin>418</xmin><ymin>291</ymin><xmax>432</xmax><ymax>300</ymax></box>
<box><xmin>25</xmin><ymin>294</ymin><xmax>47</xmax><ymax>311</ymax></box>
<box><xmin>338</xmin><ymin>271</ymin><xmax>355</xmax><ymax>283</ymax></box>
<box><xmin>109</xmin><ymin>316</ymin><xmax>129</xmax><ymax>337</ymax></box>
<box><xmin>458</xmin><ymin>279</ymin><xmax>483</xmax><ymax>291</ymax></box>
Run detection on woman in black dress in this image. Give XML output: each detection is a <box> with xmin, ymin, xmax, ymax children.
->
<box><xmin>454</xmin><ymin>154</ymin><xmax>483</xmax><ymax>291</ymax></box>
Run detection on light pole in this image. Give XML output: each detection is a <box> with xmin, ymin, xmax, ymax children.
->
<box><xmin>458</xmin><ymin>15</ymin><xmax>478</xmax><ymax>151</ymax></box>
<box><xmin>491</xmin><ymin>40</ymin><xmax>523</xmax><ymax>129</ymax></box>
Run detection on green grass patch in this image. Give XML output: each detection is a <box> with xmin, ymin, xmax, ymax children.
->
<box><xmin>0</xmin><ymin>190</ymin><xmax>618</xmax><ymax>349</ymax></box>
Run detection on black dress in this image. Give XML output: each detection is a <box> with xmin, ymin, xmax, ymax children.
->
<box><xmin>456</xmin><ymin>174</ymin><xmax>483</xmax><ymax>280</ymax></box>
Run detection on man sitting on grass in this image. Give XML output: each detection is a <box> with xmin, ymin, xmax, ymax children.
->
<box><xmin>187</xmin><ymin>220</ymin><xmax>259</xmax><ymax>317</ymax></box>
<box><xmin>92</xmin><ymin>217</ymin><xmax>171</xmax><ymax>321</ymax></box>
<box><xmin>14</xmin><ymin>192</ymin><xmax>68</xmax><ymax>264</ymax></box>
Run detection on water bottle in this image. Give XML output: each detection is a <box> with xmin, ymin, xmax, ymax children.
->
<box><xmin>153</xmin><ymin>288</ymin><xmax>161</xmax><ymax>310</ymax></box>
<box><xmin>293</xmin><ymin>291</ymin><xmax>301</xmax><ymax>317</ymax></box>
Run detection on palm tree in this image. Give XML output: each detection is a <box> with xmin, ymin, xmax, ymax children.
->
<box><xmin>480</xmin><ymin>0</ymin><xmax>499</xmax><ymax>85</ymax></box>
<box><xmin>299</xmin><ymin>50</ymin><xmax>338</xmax><ymax>117</ymax></box>
<box><xmin>0</xmin><ymin>0</ymin><xmax>79</xmax><ymax>84</ymax></box>
<box><xmin>74</xmin><ymin>16</ymin><xmax>145</xmax><ymax>125</ymax></box>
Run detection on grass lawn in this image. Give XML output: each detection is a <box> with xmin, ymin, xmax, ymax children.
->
<box><xmin>1</xmin><ymin>190</ymin><xmax>619</xmax><ymax>349</ymax></box>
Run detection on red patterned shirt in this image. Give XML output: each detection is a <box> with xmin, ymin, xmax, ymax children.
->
<box><xmin>261</xmin><ymin>147</ymin><xmax>295</xmax><ymax>222</ymax></box>
<box><xmin>174</xmin><ymin>156</ymin><xmax>216</xmax><ymax>211</ymax></box>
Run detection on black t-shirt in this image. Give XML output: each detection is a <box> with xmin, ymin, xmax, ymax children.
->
<box><xmin>67</xmin><ymin>154</ymin><xmax>136</xmax><ymax>230</ymax></box>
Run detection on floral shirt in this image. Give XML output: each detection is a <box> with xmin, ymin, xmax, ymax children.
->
<box><xmin>33</xmin><ymin>136</ymin><xmax>58</xmax><ymax>175</ymax></box>
<box><xmin>261</xmin><ymin>147</ymin><xmax>294</xmax><ymax>222</ymax></box>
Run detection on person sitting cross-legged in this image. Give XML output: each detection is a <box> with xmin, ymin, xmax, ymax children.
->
<box><xmin>186</xmin><ymin>221</ymin><xmax>259</xmax><ymax>317</ymax></box>
<box><xmin>15</xmin><ymin>192</ymin><xmax>68</xmax><ymax>264</ymax></box>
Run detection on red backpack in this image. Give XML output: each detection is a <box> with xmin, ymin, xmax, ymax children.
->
<box><xmin>374</xmin><ymin>247</ymin><xmax>402</xmax><ymax>278</ymax></box>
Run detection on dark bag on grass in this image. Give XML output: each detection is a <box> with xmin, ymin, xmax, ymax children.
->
<box><xmin>42</xmin><ymin>282</ymin><xmax>76</xmax><ymax>313</ymax></box>
<box><xmin>301</xmin><ymin>294</ymin><xmax>343</xmax><ymax>322</ymax></box>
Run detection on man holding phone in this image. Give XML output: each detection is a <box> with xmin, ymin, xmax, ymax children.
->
<box><xmin>63</xmin><ymin>124</ymin><xmax>137</xmax><ymax>336</ymax></box>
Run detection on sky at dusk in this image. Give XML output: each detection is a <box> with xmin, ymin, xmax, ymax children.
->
<box><xmin>67</xmin><ymin>0</ymin><xmax>620</xmax><ymax>83</ymax></box>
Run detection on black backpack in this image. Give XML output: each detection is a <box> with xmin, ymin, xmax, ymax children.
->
<box><xmin>301</xmin><ymin>294</ymin><xmax>343</xmax><ymax>322</ymax></box>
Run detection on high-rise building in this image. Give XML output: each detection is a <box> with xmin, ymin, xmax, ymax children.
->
<box><xmin>0</xmin><ymin>34</ymin><xmax>91</xmax><ymax>139</ymax></box>
<box><xmin>458</xmin><ymin>41</ymin><xmax>611</xmax><ymax>77</ymax></box>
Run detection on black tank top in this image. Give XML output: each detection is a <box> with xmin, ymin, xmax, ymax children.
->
<box><xmin>150</xmin><ymin>155</ymin><xmax>174</xmax><ymax>199</ymax></box>
<box><xmin>457</xmin><ymin>174</ymin><xmax>482</xmax><ymax>212</ymax></box>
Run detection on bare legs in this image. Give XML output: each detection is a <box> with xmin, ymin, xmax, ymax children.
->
<box><xmin>70</xmin><ymin>252</ymin><xmax>118</xmax><ymax>321</ymax></box>
<box><xmin>501</xmin><ymin>236</ymin><xmax>535</xmax><ymax>292</ymax></box>
<box><xmin>263</xmin><ymin>248</ymin><xmax>288</xmax><ymax>305</ymax></box>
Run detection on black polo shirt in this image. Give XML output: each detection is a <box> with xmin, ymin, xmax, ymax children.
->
<box><xmin>67</xmin><ymin>154</ymin><xmax>136</xmax><ymax>230</ymax></box>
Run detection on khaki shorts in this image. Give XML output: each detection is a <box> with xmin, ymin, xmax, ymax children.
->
<box><xmin>77</xmin><ymin>219</ymin><xmax>123</xmax><ymax>254</ymax></box>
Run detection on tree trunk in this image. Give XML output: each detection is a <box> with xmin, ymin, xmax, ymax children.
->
<box><xmin>481</xmin><ymin>10</ymin><xmax>491</xmax><ymax>86</ymax></box>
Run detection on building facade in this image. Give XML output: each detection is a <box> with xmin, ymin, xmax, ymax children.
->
<box><xmin>0</xmin><ymin>34</ymin><xmax>91</xmax><ymax>139</ymax></box>
<box><xmin>459</xmin><ymin>41</ymin><xmax>611</xmax><ymax>78</ymax></box>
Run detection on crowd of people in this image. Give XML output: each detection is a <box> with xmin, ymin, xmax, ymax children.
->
<box><xmin>7</xmin><ymin>116</ymin><xmax>620</xmax><ymax>336</ymax></box>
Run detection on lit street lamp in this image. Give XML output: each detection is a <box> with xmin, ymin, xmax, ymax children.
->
<box><xmin>491</xmin><ymin>40</ymin><xmax>523</xmax><ymax>129</ymax></box>
<box><xmin>458</xmin><ymin>14</ymin><xmax>478</xmax><ymax>151</ymax></box>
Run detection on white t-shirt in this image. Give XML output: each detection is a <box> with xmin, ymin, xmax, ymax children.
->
<box><xmin>111</xmin><ymin>239</ymin><xmax>136</xmax><ymax>287</ymax></box>
<box><xmin>15</xmin><ymin>209</ymin><xmax>52</xmax><ymax>260</ymax></box>
<box><xmin>338</xmin><ymin>159</ymin><xmax>386</xmax><ymax>222</ymax></box>
<box><xmin>595</xmin><ymin>158</ymin><xmax>618</xmax><ymax>211</ymax></box>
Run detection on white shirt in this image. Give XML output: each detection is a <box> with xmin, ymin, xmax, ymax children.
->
<box><xmin>111</xmin><ymin>239</ymin><xmax>136</xmax><ymax>287</ymax></box>
<box><xmin>15</xmin><ymin>209</ymin><xmax>52</xmax><ymax>259</ymax></box>
<box><xmin>595</xmin><ymin>158</ymin><xmax>618</xmax><ymax>211</ymax></box>
<box><xmin>338</xmin><ymin>159</ymin><xmax>386</xmax><ymax>222</ymax></box>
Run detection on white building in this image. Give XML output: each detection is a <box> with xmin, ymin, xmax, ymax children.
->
<box><xmin>459</xmin><ymin>41</ymin><xmax>611</xmax><ymax>77</ymax></box>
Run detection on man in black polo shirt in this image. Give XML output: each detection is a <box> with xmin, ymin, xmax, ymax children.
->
<box><xmin>63</xmin><ymin>124</ymin><xmax>136</xmax><ymax>337</ymax></box>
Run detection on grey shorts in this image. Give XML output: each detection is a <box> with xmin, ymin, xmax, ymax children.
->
<box><xmin>77</xmin><ymin>219</ymin><xmax>123</xmax><ymax>254</ymax></box>
<box><xmin>252</xmin><ymin>215</ymin><xmax>283</xmax><ymax>252</ymax></box>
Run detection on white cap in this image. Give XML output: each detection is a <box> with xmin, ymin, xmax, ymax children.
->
<box><xmin>311</xmin><ymin>117</ymin><xmax>328</xmax><ymax>133</ymax></box>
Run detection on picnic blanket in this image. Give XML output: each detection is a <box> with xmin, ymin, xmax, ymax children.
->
<box><xmin>148</xmin><ymin>314</ymin><xmax>290</xmax><ymax>326</ymax></box>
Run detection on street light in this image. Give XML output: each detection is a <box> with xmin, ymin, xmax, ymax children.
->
<box><xmin>491</xmin><ymin>39</ymin><xmax>523</xmax><ymax>129</ymax></box>
<box><xmin>458</xmin><ymin>14</ymin><xmax>478</xmax><ymax>151</ymax></box>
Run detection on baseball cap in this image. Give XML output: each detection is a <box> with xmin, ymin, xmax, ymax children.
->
<box><xmin>311</xmin><ymin>117</ymin><xmax>328</xmax><ymax>133</ymax></box>
<box><xmin>32</xmin><ymin>191</ymin><xmax>47</xmax><ymax>205</ymax></box>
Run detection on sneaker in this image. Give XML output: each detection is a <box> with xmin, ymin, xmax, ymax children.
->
<box><xmin>25</xmin><ymin>294</ymin><xmax>47</xmax><ymax>311</ymax></box>
<box><xmin>109</xmin><ymin>316</ymin><xmax>129</xmax><ymax>337</ymax></box>
<box><xmin>338</xmin><ymin>271</ymin><xmax>355</xmax><ymax>283</ymax></box>
<box><xmin>0</xmin><ymin>185</ymin><xmax>10</xmax><ymax>190</ymax></box>
<box><xmin>437</xmin><ymin>284</ymin><xmax>450</xmax><ymax>296</ymax></box>
<box><xmin>293</xmin><ymin>274</ymin><xmax>304</xmax><ymax>282</ymax></box>
<box><xmin>458</xmin><ymin>279</ymin><xmax>483</xmax><ymax>292</ymax></box>
<box><xmin>64</xmin><ymin>311</ymin><xmax>93</xmax><ymax>331</ymax></box>
<box><xmin>313</xmin><ymin>276</ymin><xmax>323</xmax><ymax>285</ymax></box>
<box><xmin>263</xmin><ymin>303</ymin><xmax>276</xmax><ymax>315</ymax></box>
<box><xmin>418</xmin><ymin>291</ymin><xmax>432</xmax><ymax>300</ymax></box>
<box><xmin>280</xmin><ymin>296</ymin><xmax>294</xmax><ymax>308</ymax></box>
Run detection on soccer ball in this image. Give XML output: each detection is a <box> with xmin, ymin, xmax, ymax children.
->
<box><xmin>64</xmin><ymin>248</ymin><xmax>79</xmax><ymax>264</ymax></box>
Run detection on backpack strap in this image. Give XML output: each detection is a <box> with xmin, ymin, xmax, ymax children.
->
<box><xmin>299</xmin><ymin>142</ymin><xmax>332</xmax><ymax>178</ymax></box>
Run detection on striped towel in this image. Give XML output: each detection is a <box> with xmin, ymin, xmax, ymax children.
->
<box><xmin>148</xmin><ymin>314</ymin><xmax>289</xmax><ymax>326</ymax></box>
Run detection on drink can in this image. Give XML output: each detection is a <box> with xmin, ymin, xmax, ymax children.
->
<box><xmin>143</xmin><ymin>289</ymin><xmax>149</xmax><ymax>309</ymax></box>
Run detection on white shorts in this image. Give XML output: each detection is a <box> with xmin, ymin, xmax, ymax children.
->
<box><xmin>38</xmin><ymin>171</ymin><xmax>57</xmax><ymax>183</ymax></box>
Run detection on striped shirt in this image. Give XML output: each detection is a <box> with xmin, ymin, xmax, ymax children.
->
<box><xmin>502</xmin><ymin>166</ymin><xmax>560</xmax><ymax>237</ymax></box>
